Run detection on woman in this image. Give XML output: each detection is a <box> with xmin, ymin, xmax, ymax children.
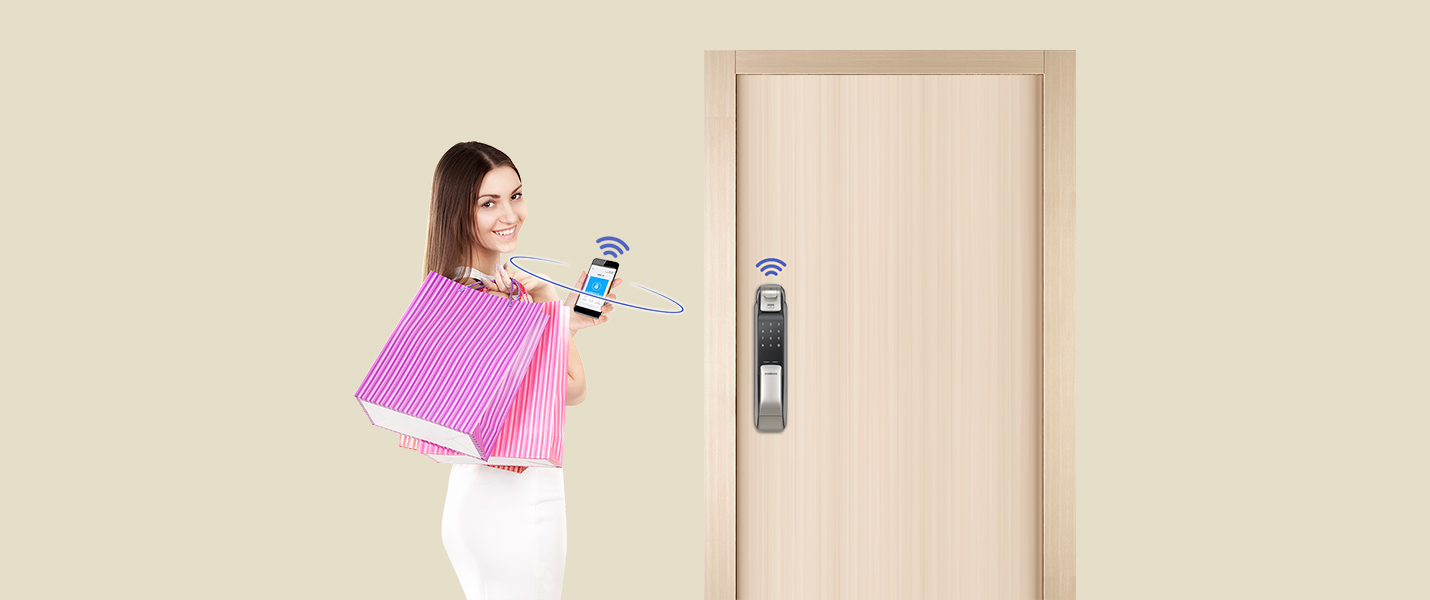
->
<box><xmin>422</xmin><ymin>141</ymin><xmax>618</xmax><ymax>599</ymax></box>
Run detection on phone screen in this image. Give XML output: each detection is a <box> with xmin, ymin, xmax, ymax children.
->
<box><xmin>575</xmin><ymin>263</ymin><xmax>617</xmax><ymax>312</ymax></box>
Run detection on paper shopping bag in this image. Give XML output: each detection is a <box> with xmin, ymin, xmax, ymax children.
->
<box><xmin>355</xmin><ymin>270</ymin><xmax>549</xmax><ymax>461</ymax></box>
<box><xmin>398</xmin><ymin>434</ymin><xmax>525</xmax><ymax>472</ymax></box>
<box><xmin>399</xmin><ymin>300</ymin><xmax>570</xmax><ymax>470</ymax></box>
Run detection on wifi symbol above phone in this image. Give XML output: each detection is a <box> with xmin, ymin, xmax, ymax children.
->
<box><xmin>597</xmin><ymin>236</ymin><xmax>629</xmax><ymax>259</ymax></box>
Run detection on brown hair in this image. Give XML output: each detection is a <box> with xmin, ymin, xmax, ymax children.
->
<box><xmin>422</xmin><ymin>142</ymin><xmax>521</xmax><ymax>283</ymax></box>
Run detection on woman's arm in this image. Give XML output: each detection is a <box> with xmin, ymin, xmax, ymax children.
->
<box><xmin>483</xmin><ymin>267</ymin><xmax>591</xmax><ymax>405</ymax></box>
<box><xmin>558</xmin><ymin>268</ymin><xmax>617</xmax><ymax>407</ymax></box>
<box><xmin>566</xmin><ymin>331</ymin><xmax>588</xmax><ymax>406</ymax></box>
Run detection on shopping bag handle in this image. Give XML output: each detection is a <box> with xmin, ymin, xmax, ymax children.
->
<box><xmin>463</xmin><ymin>276</ymin><xmax>526</xmax><ymax>305</ymax></box>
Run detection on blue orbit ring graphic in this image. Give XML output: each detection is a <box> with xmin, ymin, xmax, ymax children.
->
<box><xmin>506</xmin><ymin>255</ymin><xmax>685</xmax><ymax>315</ymax></box>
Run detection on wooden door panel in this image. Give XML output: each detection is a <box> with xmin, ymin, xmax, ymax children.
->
<box><xmin>735</xmin><ymin>74</ymin><xmax>1044</xmax><ymax>599</ymax></box>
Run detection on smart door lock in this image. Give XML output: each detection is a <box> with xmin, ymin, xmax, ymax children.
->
<box><xmin>755</xmin><ymin>284</ymin><xmax>786</xmax><ymax>432</ymax></box>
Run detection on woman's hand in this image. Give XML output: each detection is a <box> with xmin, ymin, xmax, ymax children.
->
<box><xmin>474</xmin><ymin>264</ymin><xmax>516</xmax><ymax>299</ymax></box>
<box><xmin>565</xmin><ymin>269</ymin><xmax>620</xmax><ymax>335</ymax></box>
<box><xmin>501</xmin><ymin>264</ymin><xmax>561</xmax><ymax>303</ymax></box>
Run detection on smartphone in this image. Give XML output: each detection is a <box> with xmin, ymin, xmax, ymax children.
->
<box><xmin>573</xmin><ymin>258</ymin><xmax>619</xmax><ymax>319</ymax></box>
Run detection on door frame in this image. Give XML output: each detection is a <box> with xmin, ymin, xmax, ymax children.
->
<box><xmin>704</xmin><ymin>50</ymin><xmax>1076</xmax><ymax>599</ymax></box>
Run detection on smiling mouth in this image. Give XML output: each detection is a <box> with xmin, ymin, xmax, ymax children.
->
<box><xmin>492</xmin><ymin>226</ymin><xmax>517</xmax><ymax>237</ymax></box>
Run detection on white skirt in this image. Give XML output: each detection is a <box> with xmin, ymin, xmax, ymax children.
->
<box><xmin>441</xmin><ymin>464</ymin><xmax>567</xmax><ymax>600</ymax></box>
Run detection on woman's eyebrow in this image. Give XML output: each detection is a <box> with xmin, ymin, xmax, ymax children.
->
<box><xmin>477</xmin><ymin>185</ymin><xmax>522</xmax><ymax>200</ymax></box>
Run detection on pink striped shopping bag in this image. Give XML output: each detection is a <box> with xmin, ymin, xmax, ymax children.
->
<box><xmin>398</xmin><ymin>434</ymin><xmax>524</xmax><ymax>472</ymax></box>
<box><xmin>398</xmin><ymin>300</ymin><xmax>570</xmax><ymax>472</ymax></box>
<box><xmin>355</xmin><ymin>271</ymin><xmax>548</xmax><ymax>462</ymax></box>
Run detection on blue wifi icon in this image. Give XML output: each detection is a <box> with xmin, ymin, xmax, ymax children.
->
<box><xmin>757</xmin><ymin>258</ymin><xmax>786</xmax><ymax>277</ymax></box>
<box><xmin>597</xmin><ymin>236</ymin><xmax>630</xmax><ymax>259</ymax></box>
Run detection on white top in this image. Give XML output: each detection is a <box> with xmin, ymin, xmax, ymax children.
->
<box><xmin>452</xmin><ymin>265</ymin><xmax>495</xmax><ymax>281</ymax></box>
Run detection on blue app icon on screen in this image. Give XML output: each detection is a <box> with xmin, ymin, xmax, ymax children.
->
<box><xmin>585</xmin><ymin>279</ymin><xmax>608</xmax><ymax>295</ymax></box>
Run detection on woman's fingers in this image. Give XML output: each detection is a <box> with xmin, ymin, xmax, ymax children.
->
<box><xmin>600</xmin><ymin>278</ymin><xmax>621</xmax><ymax>312</ymax></box>
<box><xmin>507</xmin><ymin>269</ymin><xmax>563</xmax><ymax>303</ymax></box>
<box><xmin>485</xmin><ymin>266</ymin><xmax>507</xmax><ymax>293</ymax></box>
<box><xmin>511</xmin><ymin>266</ymin><xmax>538</xmax><ymax>286</ymax></box>
<box><xmin>565</xmin><ymin>271</ymin><xmax>619</xmax><ymax>326</ymax></box>
<box><xmin>508</xmin><ymin>267</ymin><xmax>536</xmax><ymax>289</ymax></box>
<box><xmin>499</xmin><ymin>264</ymin><xmax>522</xmax><ymax>298</ymax></box>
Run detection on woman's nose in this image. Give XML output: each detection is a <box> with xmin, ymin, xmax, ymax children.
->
<box><xmin>496</xmin><ymin>201</ymin><xmax>518</xmax><ymax>222</ymax></box>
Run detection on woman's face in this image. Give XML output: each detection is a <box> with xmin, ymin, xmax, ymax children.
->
<box><xmin>473</xmin><ymin>165</ymin><xmax>526</xmax><ymax>254</ymax></box>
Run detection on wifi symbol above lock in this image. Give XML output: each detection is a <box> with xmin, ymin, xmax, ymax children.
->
<box><xmin>757</xmin><ymin>258</ymin><xmax>785</xmax><ymax>276</ymax></box>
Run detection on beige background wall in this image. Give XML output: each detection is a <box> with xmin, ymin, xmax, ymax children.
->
<box><xmin>2</xmin><ymin>1</ymin><xmax>1425</xmax><ymax>599</ymax></box>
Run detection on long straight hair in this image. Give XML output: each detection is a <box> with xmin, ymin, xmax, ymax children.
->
<box><xmin>422</xmin><ymin>142</ymin><xmax>521</xmax><ymax>283</ymax></box>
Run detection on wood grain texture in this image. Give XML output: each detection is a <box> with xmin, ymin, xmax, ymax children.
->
<box><xmin>704</xmin><ymin>50</ymin><xmax>736</xmax><ymax>600</ymax></box>
<box><xmin>736</xmin><ymin>50</ymin><xmax>1044</xmax><ymax>74</ymax></box>
<box><xmin>735</xmin><ymin>74</ymin><xmax>1044</xmax><ymax>599</ymax></box>
<box><xmin>1042</xmin><ymin>50</ymin><xmax>1077</xmax><ymax>600</ymax></box>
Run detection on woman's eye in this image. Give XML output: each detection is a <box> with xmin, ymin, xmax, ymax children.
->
<box><xmin>481</xmin><ymin>201</ymin><xmax>495</xmax><ymax>208</ymax></box>
<box><xmin>512</xmin><ymin>193</ymin><xmax>523</xmax><ymax>201</ymax></box>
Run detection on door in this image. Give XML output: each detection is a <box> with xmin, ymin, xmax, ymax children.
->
<box><xmin>706</xmin><ymin>51</ymin><xmax>1075</xmax><ymax>600</ymax></box>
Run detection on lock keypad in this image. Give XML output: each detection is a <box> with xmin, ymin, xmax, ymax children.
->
<box><xmin>758</xmin><ymin>313</ymin><xmax>783</xmax><ymax>365</ymax></box>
